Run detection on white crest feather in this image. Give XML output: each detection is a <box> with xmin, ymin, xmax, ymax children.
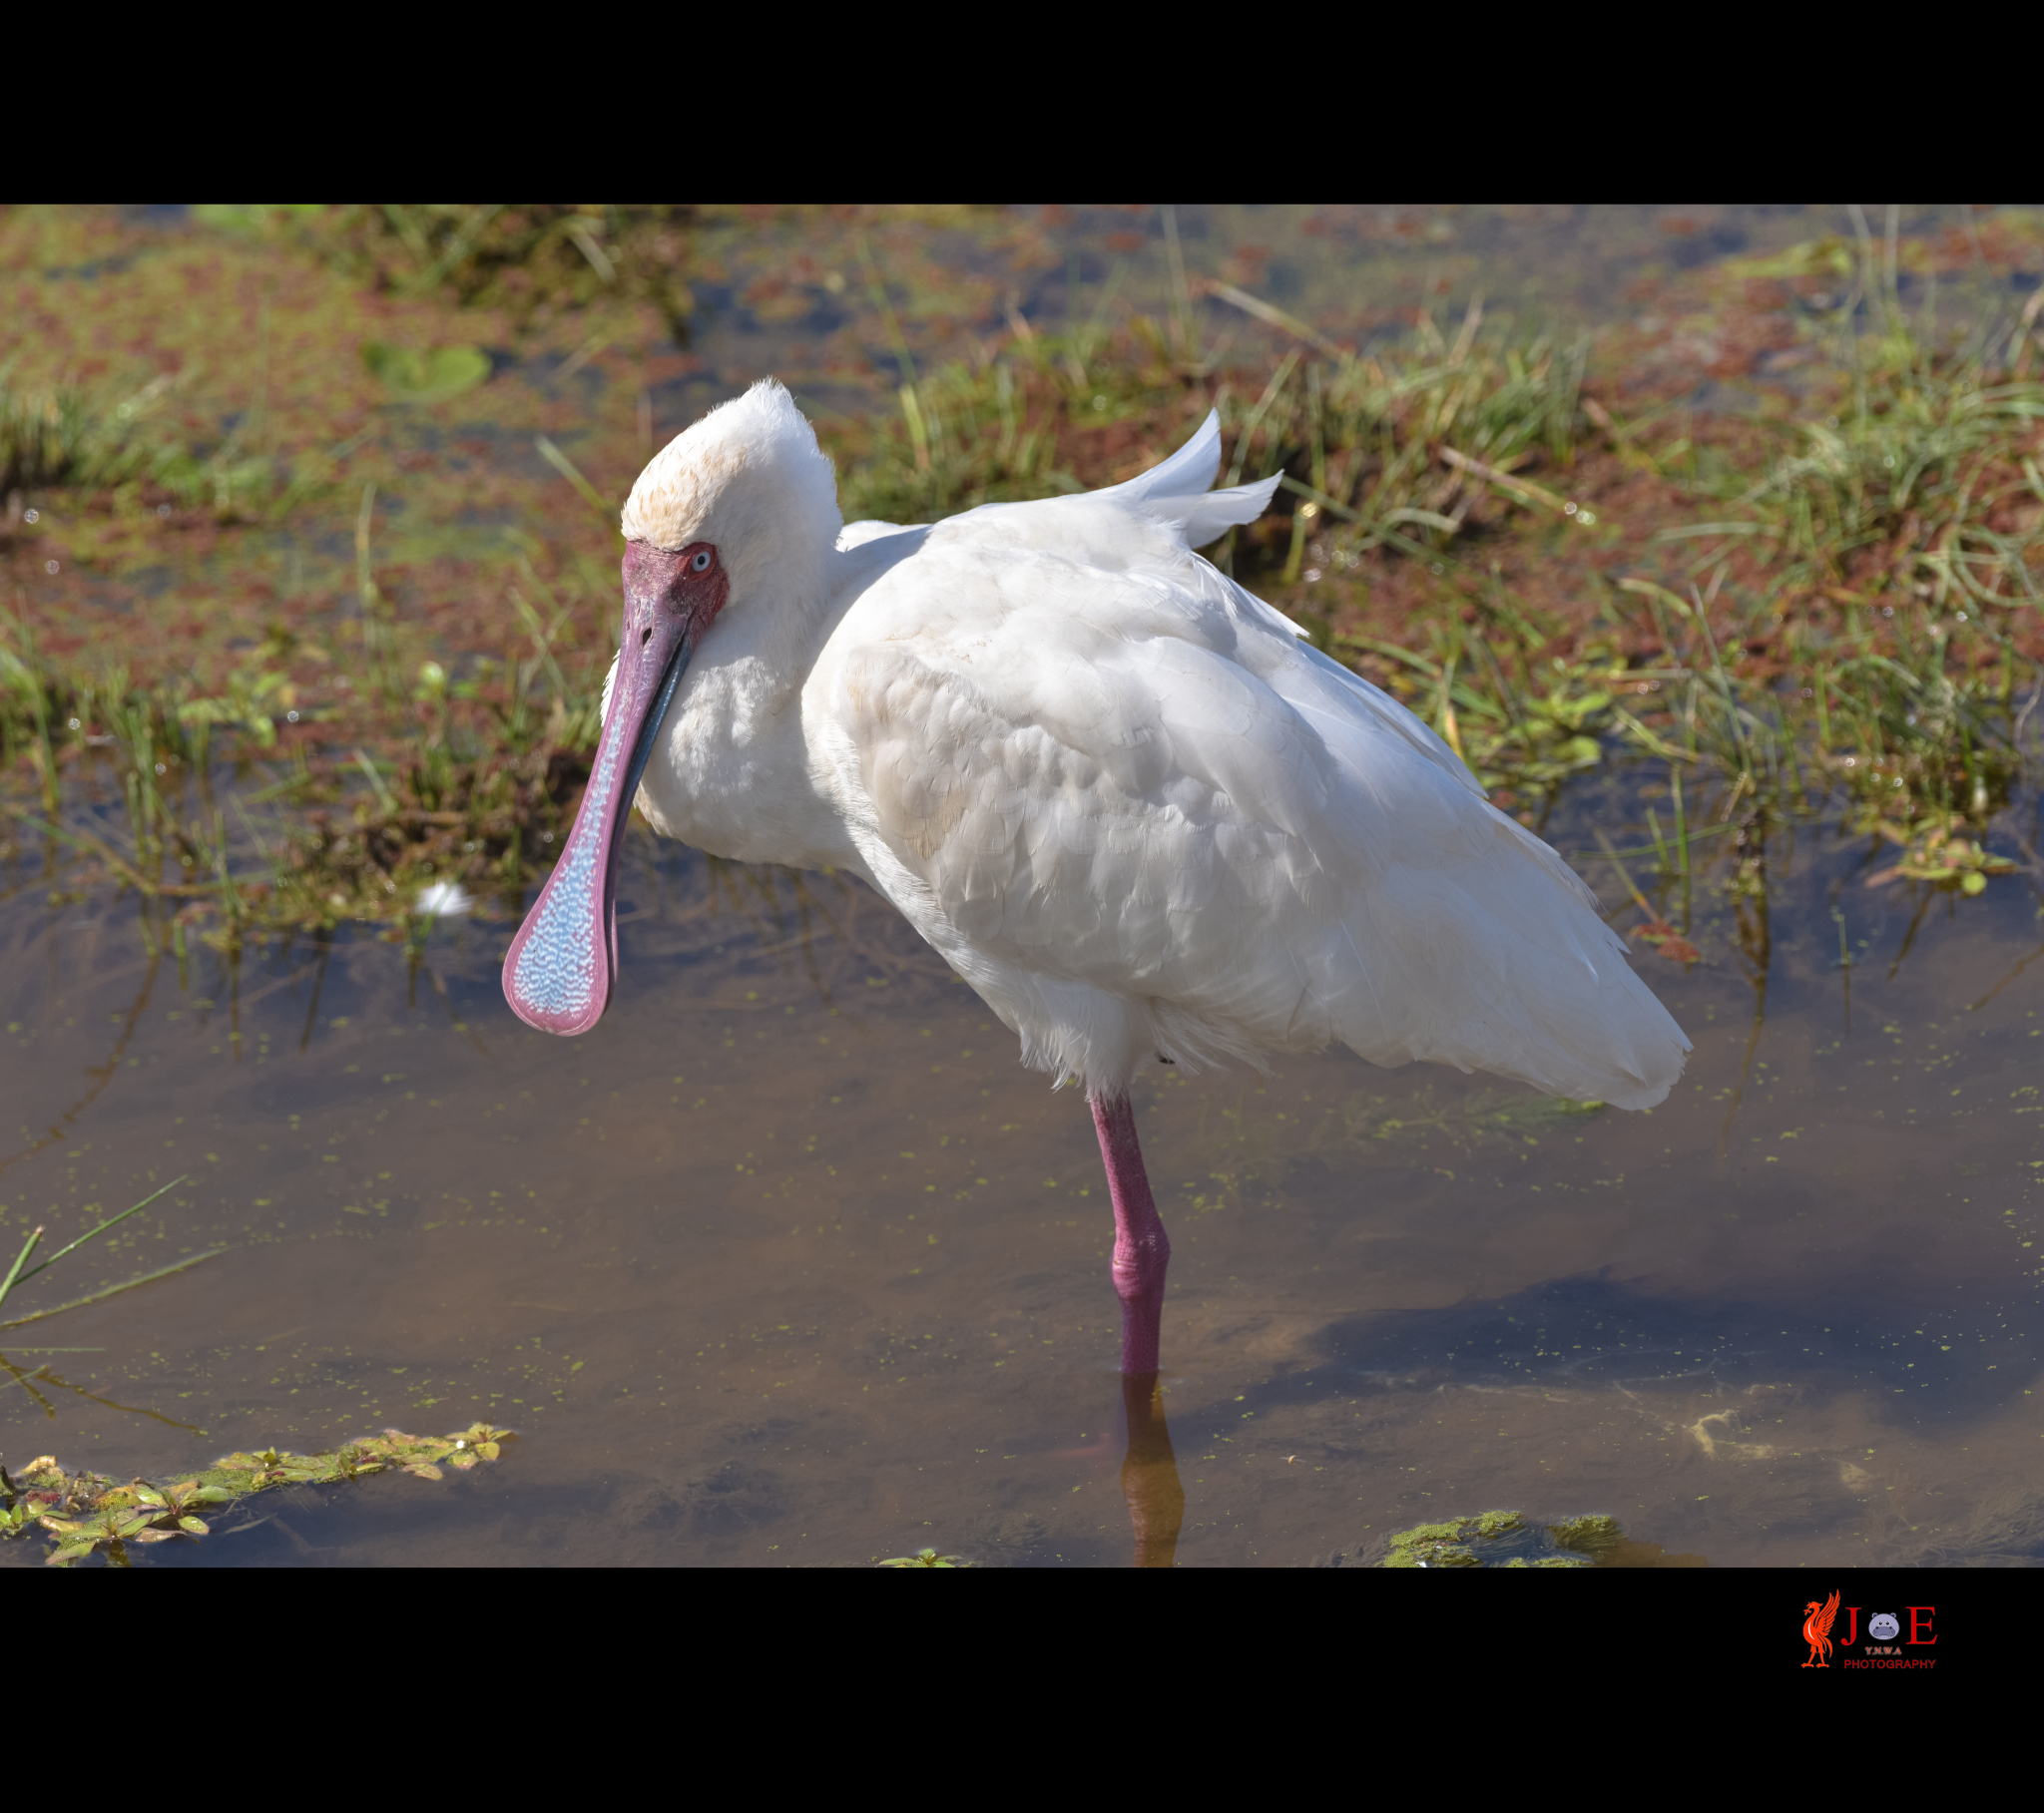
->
<box><xmin>622</xmin><ymin>378</ymin><xmax>842</xmax><ymax>608</ymax></box>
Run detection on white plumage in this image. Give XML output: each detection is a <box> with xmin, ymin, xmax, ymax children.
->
<box><xmin>599</xmin><ymin>380</ymin><xmax>1689</xmax><ymax>1110</ymax></box>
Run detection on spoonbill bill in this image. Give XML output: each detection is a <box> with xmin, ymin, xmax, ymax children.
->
<box><xmin>503</xmin><ymin>380</ymin><xmax>1689</xmax><ymax>1374</ymax></box>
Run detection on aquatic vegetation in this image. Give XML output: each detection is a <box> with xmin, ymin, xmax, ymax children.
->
<box><xmin>0</xmin><ymin>1422</ymin><xmax>512</xmax><ymax>1567</ymax></box>
<box><xmin>1376</xmin><ymin>1510</ymin><xmax>1593</xmax><ymax>1569</ymax></box>
<box><xmin>0</xmin><ymin>1176</ymin><xmax>222</xmax><ymax>1332</ymax></box>
<box><xmin>1316</xmin><ymin>1086</ymin><xmax>1607</xmax><ymax>1156</ymax></box>
<box><xmin>0</xmin><ymin>367</ymin><xmax>283</xmax><ymax>517</ymax></box>
<box><xmin>876</xmin><ymin>1545</ymin><xmax>967</xmax><ymax>1569</ymax></box>
<box><xmin>1</xmin><ymin>365</ymin><xmax>172</xmax><ymax>496</ymax></box>
<box><xmin>1547</xmin><ymin>1513</ymin><xmax>1624</xmax><ymax>1561</ymax></box>
<box><xmin>1327</xmin><ymin>1508</ymin><xmax>1702</xmax><ymax>1569</ymax></box>
<box><xmin>0</xmin><ymin>546</ymin><xmax>608</xmax><ymax>949</ymax></box>
<box><xmin>3</xmin><ymin>1177</ymin><xmax>224</xmax><ymax>1435</ymax></box>
<box><xmin>359</xmin><ymin>341</ymin><xmax>492</xmax><ymax>406</ymax></box>
<box><xmin>1861</xmin><ymin>813</ymin><xmax>2018</xmax><ymax>893</ymax></box>
<box><xmin>1366</xmin><ymin>1509</ymin><xmax>1678</xmax><ymax>1569</ymax></box>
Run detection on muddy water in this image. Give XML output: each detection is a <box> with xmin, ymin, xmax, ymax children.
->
<box><xmin>4</xmin><ymin>779</ymin><xmax>2042</xmax><ymax>1568</ymax></box>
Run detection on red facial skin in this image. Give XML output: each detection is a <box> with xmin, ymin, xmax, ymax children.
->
<box><xmin>622</xmin><ymin>539</ymin><xmax>729</xmax><ymax>661</ymax></box>
<box><xmin>500</xmin><ymin>539</ymin><xmax>727</xmax><ymax>1035</ymax></box>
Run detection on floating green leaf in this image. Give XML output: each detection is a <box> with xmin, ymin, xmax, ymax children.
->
<box><xmin>360</xmin><ymin>340</ymin><xmax>491</xmax><ymax>405</ymax></box>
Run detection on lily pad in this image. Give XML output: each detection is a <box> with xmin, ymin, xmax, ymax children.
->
<box><xmin>361</xmin><ymin>340</ymin><xmax>492</xmax><ymax>405</ymax></box>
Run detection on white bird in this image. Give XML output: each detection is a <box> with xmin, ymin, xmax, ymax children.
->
<box><xmin>503</xmin><ymin>379</ymin><xmax>1689</xmax><ymax>1374</ymax></box>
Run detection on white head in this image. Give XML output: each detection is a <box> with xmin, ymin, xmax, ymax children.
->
<box><xmin>502</xmin><ymin>377</ymin><xmax>841</xmax><ymax>1037</ymax></box>
<box><xmin>621</xmin><ymin>377</ymin><xmax>841</xmax><ymax>607</ymax></box>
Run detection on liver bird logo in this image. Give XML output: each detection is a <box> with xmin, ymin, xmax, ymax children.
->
<box><xmin>1802</xmin><ymin>1590</ymin><xmax>1842</xmax><ymax>1667</ymax></box>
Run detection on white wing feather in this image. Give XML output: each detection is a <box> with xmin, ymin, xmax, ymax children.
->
<box><xmin>810</xmin><ymin>439</ymin><xmax>1689</xmax><ymax>1106</ymax></box>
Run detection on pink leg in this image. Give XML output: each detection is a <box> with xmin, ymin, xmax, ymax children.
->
<box><xmin>1091</xmin><ymin>1093</ymin><xmax>1171</xmax><ymax>1374</ymax></box>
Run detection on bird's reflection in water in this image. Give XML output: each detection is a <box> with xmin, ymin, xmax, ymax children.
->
<box><xmin>1118</xmin><ymin>1372</ymin><xmax>1185</xmax><ymax>1568</ymax></box>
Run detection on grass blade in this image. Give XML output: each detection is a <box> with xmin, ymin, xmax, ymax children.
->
<box><xmin>11</xmin><ymin>1175</ymin><xmax>188</xmax><ymax>1288</ymax></box>
<box><xmin>1204</xmin><ymin>281</ymin><xmax>1347</xmax><ymax>362</ymax></box>
<box><xmin>0</xmin><ymin>1248</ymin><xmax>228</xmax><ymax>1332</ymax></box>
<box><xmin>535</xmin><ymin>435</ymin><xmax>616</xmax><ymax>519</ymax></box>
<box><xmin>0</xmin><ymin>1225</ymin><xmax>45</xmax><ymax>1309</ymax></box>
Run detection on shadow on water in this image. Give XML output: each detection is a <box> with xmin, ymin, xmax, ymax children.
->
<box><xmin>1319</xmin><ymin>1270</ymin><xmax>2043</xmax><ymax>1408</ymax></box>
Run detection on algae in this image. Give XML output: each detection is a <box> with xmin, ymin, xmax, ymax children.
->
<box><xmin>1379</xmin><ymin>1510</ymin><xmax>1582</xmax><ymax>1569</ymax></box>
<box><xmin>1338</xmin><ymin>1508</ymin><xmax>1647</xmax><ymax>1569</ymax></box>
<box><xmin>1548</xmin><ymin>1514</ymin><xmax>1625</xmax><ymax>1562</ymax></box>
<box><xmin>0</xmin><ymin>1420</ymin><xmax>513</xmax><ymax>1567</ymax></box>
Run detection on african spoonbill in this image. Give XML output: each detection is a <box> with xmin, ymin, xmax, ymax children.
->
<box><xmin>502</xmin><ymin>380</ymin><xmax>1690</xmax><ymax>1376</ymax></box>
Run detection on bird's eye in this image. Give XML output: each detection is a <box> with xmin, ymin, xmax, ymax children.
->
<box><xmin>691</xmin><ymin>550</ymin><xmax>712</xmax><ymax>572</ymax></box>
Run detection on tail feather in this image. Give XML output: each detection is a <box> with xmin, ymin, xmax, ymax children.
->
<box><xmin>1106</xmin><ymin>411</ymin><xmax>1223</xmax><ymax>502</ymax></box>
<box><xmin>1100</xmin><ymin>410</ymin><xmax>1284</xmax><ymax>549</ymax></box>
<box><xmin>1315</xmin><ymin>852</ymin><xmax>1689</xmax><ymax>1110</ymax></box>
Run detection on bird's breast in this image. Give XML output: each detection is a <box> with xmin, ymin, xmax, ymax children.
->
<box><xmin>633</xmin><ymin>662</ymin><xmax>856</xmax><ymax>873</ymax></box>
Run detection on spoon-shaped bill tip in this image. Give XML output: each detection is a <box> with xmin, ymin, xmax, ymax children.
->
<box><xmin>502</xmin><ymin>610</ymin><xmax>692</xmax><ymax>1035</ymax></box>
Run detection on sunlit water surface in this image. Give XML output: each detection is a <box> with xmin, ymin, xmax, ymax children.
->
<box><xmin>4</xmin><ymin>780</ymin><xmax>2043</xmax><ymax>1567</ymax></box>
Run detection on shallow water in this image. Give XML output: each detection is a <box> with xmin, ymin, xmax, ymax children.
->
<box><xmin>6</xmin><ymin>205</ymin><xmax>2043</xmax><ymax>1566</ymax></box>
<box><xmin>5</xmin><ymin>772</ymin><xmax>2042</xmax><ymax>1567</ymax></box>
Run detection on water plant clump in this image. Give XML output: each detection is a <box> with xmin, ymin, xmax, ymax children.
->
<box><xmin>1548</xmin><ymin>1513</ymin><xmax>1625</xmax><ymax>1561</ymax></box>
<box><xmin>1373</xmin><ymin>1509</ymin><xmax>1595</xmax><ymax>1569</ymax></box>
<box><xmin>0</xmin><ymin>1171</ymin><xmax>509</xmax><ymax>1570</ymax></box>
<box><xmin>1365</xmin><ymin>1509</ymin><xmax>1658</xmax><ymax>1568</ymax></box>
<box><xmin>876</xmin><ymin>1545</ymin><xmax>967</xmax><ymax>1568</ymax></box>
<box><xmin>1</xmin><ymin>1423</ymin><xmax>513</xmax><ymax>1567</ymax></box>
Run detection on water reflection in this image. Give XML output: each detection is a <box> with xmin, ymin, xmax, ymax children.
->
<box><xmin>1717</xmin><ymin>816</ymin><xmax>1773</xmax><ymax>1165</ymax></box>
<box><xmin>2</xmin><ymin>1350</ymin><xmax>201</xmax><ymax>1431</ymax></box>
<box><xmin>1119</xmin><ymin>1373</ymin><xmax>1184</xmax><ymax>1568</ymax></box>
<box><xmin>0</xmin><ymin>946</ymin><xmax>160</xmax><ymax>1182</ymax></box>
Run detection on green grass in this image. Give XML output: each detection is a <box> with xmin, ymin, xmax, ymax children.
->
<box><xmin>1</xmin><ymin>492</ymin><xmax>610</xmax><ymax>953</ymax></box>
<box><xmin>4</xmin><ymin>213</ymin><xmax>2042</xmax><ymax>959</ymax></box>
<box><xmin>0</xmin><ymin>360</ymin><xmax>294</xmax><ymax>516</ymax></box>
<box><xmin>832</xmin><ymin>267</ymin><xmax>2043</xmax><ymax>850</ymax></box>
<box><xmin>196</xmin><ymin>204</ymin><xmax>701</xmax><ymax>340</ymax></box>
<box><xmin>0</xmin><ymin>1175</ymin><xmax>222</xmax><ymax>1331</ymax></box>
